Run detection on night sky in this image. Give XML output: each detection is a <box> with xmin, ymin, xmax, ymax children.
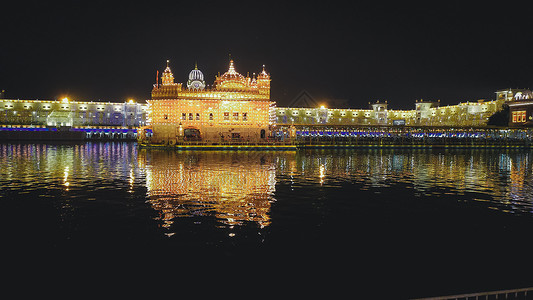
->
<box><xmin>1</xmin><ymin>1</ymin><xmax>532</xmax><ymax>109</ymax></box>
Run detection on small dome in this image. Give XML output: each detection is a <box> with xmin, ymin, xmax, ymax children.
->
<box><xmin>188</xmin><ymin>63</ymin><xmax>204</xmax><ymax>81</ymax></box>
<box><xmin>187</xmin><ymin>63</ymin><xmax>206</xmax><ymax>90</ymax></box>
<box><xmin>515</xmin><ymin>90</ymin><xmax>533</xmax><ymax>100</ymax></box>
<box><xmin>189</xmin><ymin>68</ymin><xmax>204</xmax><ymax>81</ymax></box>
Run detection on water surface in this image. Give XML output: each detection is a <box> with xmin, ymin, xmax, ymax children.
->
<box><xmin>1</xmin><ymin>142</ymin><xmax>532</xmax><ymax>298</ymax></box>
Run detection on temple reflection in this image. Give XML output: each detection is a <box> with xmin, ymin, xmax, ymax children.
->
<box><xmin>141</xmin><ymin>148</ymin><xmax>533</xmax><ymax>227</ymax></box>
<box><xmin>140</xmin><ymin>150</ymin><xmax>293</xmax><ymax>227</ymax></box>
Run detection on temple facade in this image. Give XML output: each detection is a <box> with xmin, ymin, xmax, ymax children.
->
<box><xmin>147</xmin><ymin>60</ymin><xmax>274</xmax><ymax>144</ymax></box>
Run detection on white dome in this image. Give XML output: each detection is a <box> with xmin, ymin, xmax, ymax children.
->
<box><xmin>189</xmin><ymin>68</ymin><xmax>204</xmax><ymax>81</ymax></box>
<box><xmin>187</xmin><ymin>64</ymin><xmax>206</xmax><ymax>90</ymax></box>
<box><xmin>515</xmin><ymin>90</ymin><xmax>533</xmax><ymax>100</ymax></box>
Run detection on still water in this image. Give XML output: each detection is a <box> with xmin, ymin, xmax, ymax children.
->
<box><xmin>1</xmin><ymin>142</ymin><xmax>533</xmax><ymax>297</ymax></box>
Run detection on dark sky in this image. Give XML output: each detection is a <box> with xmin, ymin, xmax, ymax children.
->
<box><xmin>1</xmin><ymin>1</ymin><xmax>532</xmax><ymax>108</ymax></box>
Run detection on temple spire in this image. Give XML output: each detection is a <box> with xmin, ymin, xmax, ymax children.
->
<box><xmin>228</xmin><ymin>59</ymin><xmax>236</xmax><ymax>73</ymax></box>
<box><xmin>161</xmin><ymin>59</ymin><xmax>175</xmax><ymax>85</ymax></box>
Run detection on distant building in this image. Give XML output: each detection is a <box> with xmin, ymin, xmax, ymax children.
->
<box><xmin>0</xmin><ymin>98</ymin><xmax>147</xmax><ymax>127</ymax></box>
<box><xmin>371</xmin><ymin>101</ymin><xmax>388</xmax><ymax>125</ymax></box>
<box><xmin>507</xmin><ymin>89</ymin><xmax>533</xmax><ymax>127</ymax></box>
<box><xmin>496</xmin><ymin>88</ymin><xmax>531</xmax><ymax>102</ymax></box>
<box><xmin>414</xmin><ymin>99</ymin><xmax>440</xmax><ymax>125</ymax></box>
<box><xmin>275</xmin><ymin>95</ymin><xmax>505</xmax><ymax>127</ymax></box>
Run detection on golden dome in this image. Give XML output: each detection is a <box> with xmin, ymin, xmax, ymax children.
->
<box><xmin>217</xmin><ymin>60</ymin><xmax>248</xmax><ymax>90</ymax></box>
<box><xmin>221</xmin><ymin>60</ymin><xmax>245</xmax><ymax>80</ymax></box>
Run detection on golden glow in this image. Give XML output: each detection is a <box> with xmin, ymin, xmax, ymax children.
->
<box><xmin>137</xmin><ymin>149</ymin><xmax>533</xmax><ymax>228</ymax></box>
<box><xmin>61</xmin><ymin>97</ymin><xmax>69</xmax><ymax>103</ymax></box>
<box><xmin>141</xmin><ymin>150</ymin><xmax>286</xmax><ymax>227</ymax></box>
<box><xmin>148</xmin><ymin>59</ymin><xmax>273</xmax><ymax>143</ymax></box>
<box><xmin>129</xmin><ymin>168</ymin><xmax>135</xmax><ymax>193</ymax></box>
<box><xmin>319</xmin><ymin>164</ymin><xmax>325</xmax><ymax>185</ymax></box>
<box><xmin>148</xmin><ymin>99</ymin><xmax>271</xmax><ymax>124</ymax></box>
<box><xmin>64</xmin><ymin>166</ymin><xmax>70</xmax><ymax>189</ymax></box>
<box><xmin>152</xmin><ymin>60</ymin><xmax>270</xmax><ymax>100</ymax></box>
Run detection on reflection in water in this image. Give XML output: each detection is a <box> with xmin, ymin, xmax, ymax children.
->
<box><xmin>280</xmin><ymin>149</ymin><xmax>533</xmax><ymax>214</ymax></box>
<box><xmin>2</xmin><ymin>143</ymin><xmax>533</xmax><ymax>297</ymax></box>
<box><xmin>0</xmin><ymin>142</ymin><xmax>143</xmax><ymax>229</ymax></box>
<box><xmin>1</xmin><ymin>143</ymin><xmax>532</xmax><ymax>233</ymax></box>
<box><xmin>141</xmin><ymin>148</ymin><xmax>533</xmax><ymax>229</ymax></box>
<box><xmin>0</xmin><ymin>142</ymin><xmax>140</xmax><ymax>194</ymax></box>
<box><xmin>140</xmin><ymin>150</ymin><xmax>289</xmax><ymax>228</ymax></box>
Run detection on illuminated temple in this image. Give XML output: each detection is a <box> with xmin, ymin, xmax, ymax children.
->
<box><xmin>147</xmin><ymin>60</ymin><xmax>274</xmax><ymax>144</ymax></box>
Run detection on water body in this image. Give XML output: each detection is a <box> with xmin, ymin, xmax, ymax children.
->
<box><xmin>1</xmin><ymin>142</ymin><xmax>533</xmax><ymax>298</ymax></box>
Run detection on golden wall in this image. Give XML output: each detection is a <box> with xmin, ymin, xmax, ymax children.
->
<box><xmin>148</xmin><ymin>98</ymin><xmax>271</xmax><ymax>143</ymax></box>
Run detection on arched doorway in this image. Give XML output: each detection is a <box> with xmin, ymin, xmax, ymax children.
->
<box><xmin>184</xmin><ymin>127</ymin><xmax>201</xmax><ymax>141</ymax></box>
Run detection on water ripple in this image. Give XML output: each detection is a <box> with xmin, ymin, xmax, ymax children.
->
<box><xmin>1</xmin><ymin>143</ymin><xmax>533</xmax><ymax>231</ymax></box>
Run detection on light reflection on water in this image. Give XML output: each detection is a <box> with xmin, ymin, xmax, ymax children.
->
<box><xmin>140</xmin><ymin>149</ymin><xmax>280</xmax><ymax>228</ymax></box>
<box><xmin>1</xmin><ymin>143</ymin><xmax>532</xmax><ymax>230</ymax></box>
<box><xmin>142</xmin><ymin>148</ymin><xmax>533</xmax><ymax>227</ymax></box>
<box><xmin>0</xmin><ymin>142</ymin><xmax>141</xmax><ymax>195</ymax></box>
<box><xmin>3</xmin><ymin>142</ymin><xmax>533</xmax><ymax>297</ymax></box>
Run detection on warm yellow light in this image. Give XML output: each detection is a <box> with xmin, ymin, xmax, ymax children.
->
<box><xmin>320</xmin><ymin>105</ymin><xmax>326</xmax><ymax>109</ymax></box>
<box><xmin>128</xmin><ymin>99</ymin><xmax>135</xmax><ymax>104</ymax></box>
<box><xmin>61</xmin><ymin>97</ymin><xmax>69</xmax><ymax>103</ymax></box>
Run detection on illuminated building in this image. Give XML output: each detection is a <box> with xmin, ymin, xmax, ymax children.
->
<box><xmin>147</xmin><ymin>59</ymin><xmax>274</xmax><ymax>144</ymax></box>
<box><xmin>0</xmin><ymin>65</ymin><xmax>528</xmax><ymax>135</ymax></box>
<box><xmin>0</xmin><ymin>98</ymin><xmax>147</xmax><ymax>127</ymax></box>
<box><xmin>276</xmin><ymin>96</ymin><xmax>507</xmax><ymax>127</ymax></box>
<box><xmin>507</xmin><ymin>89</ymin><xmax>533</xmax><ymax>127</ymax></box>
